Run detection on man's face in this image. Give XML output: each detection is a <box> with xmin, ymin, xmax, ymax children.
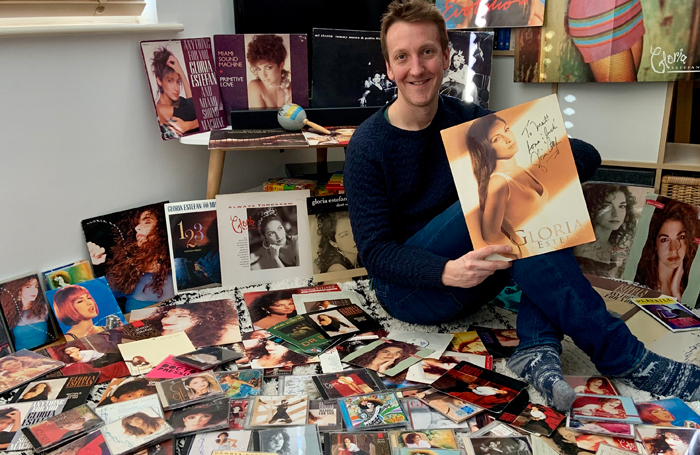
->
<box><xmin>384</xmin><ymin>20</ymin><xmax>449</xmax><ymax>111</ymax></box>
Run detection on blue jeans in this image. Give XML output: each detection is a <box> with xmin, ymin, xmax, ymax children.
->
<box><xmin>372</xmin><ymin>201</ymin><xmax>645</xmax><ymax>376</ymax></box>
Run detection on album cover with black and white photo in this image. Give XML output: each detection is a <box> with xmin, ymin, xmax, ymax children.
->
<box><xmin>257</xmin><ymin>425</ymin><xmax>322</xmax><ymax>455</ymax></box>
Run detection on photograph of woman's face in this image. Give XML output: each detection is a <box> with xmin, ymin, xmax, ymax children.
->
<box><xmin>20</xmin><ymin>279</ymin><xmax>40</xmax><ymax>304</ymax></box>
<box><xmin>487</xmin><ymin>121</ymin><xmax>518</xmax><ymax>159</ymax></box>
<box><xmin>376</xmin><ymin>347</ymin><xmax>403</xmax><ymax>362</ymax></box>
<box><xmin>183</xmin><ymin>412</ymin><xmax>212</xmax><ymax>430</ymax></box>
<box><xmin>72</xmin><ymin>292</ymin><xmax>98</xmax><ymax>320</ymax></box>
<box><xmin>267</xmin><ymin>431</ymin><xmax>285</xmax><ymax>451</ymax></box>
<box><xmin>250</xmin><ymin>61</ymin><xmax>283</xmax><ymax>90</ymax></box>
<box><xmin>161</xmin><ymin>308</ymin><xmax>196</xmax><ymax>334</ymax></box>
<box><xmin>331</xmin><ymin>217</ymin><xmax>357</xmax><ymax>255</ymax></box>
<box><xmin>125</xmin><ymin>415</ymin><xmax>160</xmax><ymax>436</ymax></box>
<box><xmin>187</xmin><ymin>377</ymin><xmax>210</xmax><ymax>393</ymax></box>
<box><xmin>268</xmin><ymin>298</ymin><xmax>294</xmax><ymax>316</ymax></box>
<box><xmin>135</xmin><ymin>211</ymin><xmax>157</xmax><ymax>247</ymax></box>
<box><xmin>264</xmin><ymin>339</ymin><xmax>288</xmax><ymax>358</ymax></box>
<box><xmin>656</xmin><ymin>220</ymin><xmax>687</xmax><ymax>270</ymax></box>
<box><xmin>595</xmin><ymin>192</ymin><xmax>626</xmax><ymax>232</ymax></box>
<box><xmin>157</xmin><ymin>72</ymin><xmax>182</xmax><ymax>104</ymax></box>
<box><xmin>263</xmin><ymin>219</ymin><xmax>287</xmax><ymax>246</ymax></box>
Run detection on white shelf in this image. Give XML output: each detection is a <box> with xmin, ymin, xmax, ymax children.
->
<box><xmin>663</xmin><ymin>143</ymin><xmax>700</xmax><ymax>171</ymax></box>
<box><xmin>0</xmin><ymin>20</ymin><xmax>183</xmax><ymax>36</ymax></box>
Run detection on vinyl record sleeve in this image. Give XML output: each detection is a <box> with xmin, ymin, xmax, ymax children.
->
<box><xmin>437</xmin><ymin>0</ymin><xmax>545</xmax><ymax>28</ymax></box>
<box><xmin>292</xmin><ymin>290</ymin><xmax>359</xmax><ymax>315</ymax></box>
<box><xmin>305</xmin><ymin>304</ymin><xmax>382</xmax><ymax>339</ymax></box>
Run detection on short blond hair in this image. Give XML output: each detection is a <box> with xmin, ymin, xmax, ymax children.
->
<box><xmin>380</xmin><ymin>0</ymin><xmax>449</xmax><ymax>63</ymax></box>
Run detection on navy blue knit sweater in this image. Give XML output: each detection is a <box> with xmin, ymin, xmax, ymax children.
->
<box><xmin>344</xmin><ymin>95</ymin><xmax>601</xmax><ymax>289</ymax></box>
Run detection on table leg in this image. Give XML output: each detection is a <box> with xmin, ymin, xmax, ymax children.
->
<box><xmin>206</xmin><ymin>149</ymin><xmax>226</xmax><ymax>199</ymax></box>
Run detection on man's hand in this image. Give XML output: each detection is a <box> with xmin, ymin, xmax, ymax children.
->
<box><xmin>441</xmin><ymin>245</ymin><xmax>512</xmax><ymax>288</ymax></box>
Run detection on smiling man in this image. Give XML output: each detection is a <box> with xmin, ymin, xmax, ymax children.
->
<box><xmin>345</xmin><ymin>0</ymin><xmax>700</xmax><ymax>410</ymax></box>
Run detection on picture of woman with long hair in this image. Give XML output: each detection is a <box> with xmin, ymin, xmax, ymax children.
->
<box><xmin>573</xmin><ymin>397</ymin><xmax>626</xmax><ymax>420</ymax></box>
<box><xmin>171</xmin><ymin>400</ymin><xmax>229</xmax><ymax>434</ymax></box>
<box><xmin>348</xmin><ymin>341</ymin><xmax>418</xmax><ymax>374</ymax></box>
<box><xmin>247</xmin><ymin>290</ymin><xmax>296</xmax><ymax>330</ymax></box>
<box><xmin>0</xmin><ymin>407</ymin><xmax>21</xmax><ymax>449</ymax></box>
<box><xmin>633</xmin><ymin>198</ymin><xmax>700</xmax><ymax>300</ymax></box>
<box><xmin>315</xmin><ymin>212</ymin><xmax>362</xmax><ymax>273</ymax></box>
<box><xmin>184</xmin><ymin>374</ymin><xmax>221</xmax><ymax>399</ymax></box>
<box><xmin>466</xmin><ymin>114</ymin><xmax>547</xmax><ymax>259</ymax></box>
<box><xmin>261</xmin><ymin>428</ymin><xmax>291</xmax><ymax>455</ymax></box>
<box><xmin>575</xmin><ymin>184</ymin><xmax>639</xmax><ymax>277</ymax></box>
<box><xmin>0</xmin><ymin>275</ymin><xmax>52</xmax><ymax>350</ymax></box>
<box><xmin>243</xmin><ymin>338</ymin><xmax>312</xmax><ymax>369</ymax></box>
<box><xmin>142</xmin><ymin>301</ymin><xmax>239</xmax><ymax>347</ymax></box>
<box><xmin>18</xmin><ymin>382</ymin><xmax>53</xmax><ymax>401</ymax></box>
<box><xmin>85</xmin><ymin>205</ymin><xmax>174</xmax><ymax>313</ymax></box>
<box><xmin>639</xmin><ymin>427</ymin><xmax>695</xmax><ymax>455</ymax></box>
<box><xmin>246</xmin><ymin>35</ymin><xmax>291</xmax><ymax>109</ymax></box>
<box><xmin>572</xmin><ymin>376</ymin><xmax>617</xmax><ymax>395</ymax></box>
<box><xmin>121</xmin><ymin>412</ymin><xmax>167</xmax><ymax>437</ymax></box>
<box><xmin>248</xmin><ymin>207</ymin><xmax>299</xmax><ymax>270</ymax></box>
<box><xmin>148</xmin><ymin>45</ymin><xmax>199</xmax><ymax>138</ymax></box>
<box><xmin>312</xmin><ymin>313</ymin><xmax>355</xmax><ymax>336</ymax></box>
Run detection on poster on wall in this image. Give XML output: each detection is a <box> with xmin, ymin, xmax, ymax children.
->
<box><xmin>436</xmin><ymin>0</ymin><xmax>546</xmax><ymax>29</ymax></box>
<box><xmin>514</xmin><ymin>0</ymin><xmax>700</xmax><ymax>82</ymax></box>
<box><xmin>213</xmin><ymin>34</ymin><xmax>309</xmax><ymax>115</ymax></box>
<box><xmin>216</xmin><ymin>191</ymin><xmax>313</xmax><ymax>288</ymax></box>
<box><xmin>441</xmin><ymin>94</ymin><xmax>595</xmax><ymax>260</ymax></box>
<box><xmin>140</xmin><ymin>38</ymin><xmax>227</xmax><ymax>140</ymax></box>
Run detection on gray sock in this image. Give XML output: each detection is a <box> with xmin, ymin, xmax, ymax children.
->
<box><xmin>507</xmin><ymin>344</ymin><xmax>576</xmax><ymax>412</ymax></box>
<box><xmin>615</xmin><ymin>350</ymin><xmax>700</xmax><ymax>400</ymax></box>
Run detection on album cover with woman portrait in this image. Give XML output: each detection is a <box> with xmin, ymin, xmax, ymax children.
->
<box><xmin>0</xmin><ymin>349</ymin><xmax>65</xmax><ymax>395</ymax></box>
<box><xmin>463</xmin><ymin>436</ymin><xmax>533</xmax><ymax>455</ymax></box>
<box><xmin>291</xmin><ymin>290</ymin><xmax>358</xmax><ymax>315</ymax></box>
<box><xmin>45</xmin><ymin>277</ymin><xmax>126</xmax><ymax>338</ymax></box>
<box><xmin>247</xmin><ymin>395</ymin><xmax>309</xmax><ymax>428</ymax></box>
<box><xmin>313</xmin><ymin>368</ymin><xmax>385</xmax><ymax>400</ymax></box>
<box><xmin>565</xmin><ymin>416</ymin><xmax>635</xmax><ymax>438</ymax></box>
<box><xmin>307</xmin><ymin>195</ymin><xmax>367</xmax><ymax>284</ymax></box>
<box><xmin>440</xmin><ymin>31</ymin><xmax>494</xmax><ymax>109</ymax></box>
<box><xmin>0</xmin><ymin>400</ymin><xmax>67</xmax><ymax>452</ymax></box>
<box><xmin>45</xmin><ymin>430</ymin><xmax>112</xmax><ymax>455</ymax></box>
<box><xmin>101</xmin><ymin>406</ymin><xmax>174</xmax><ymax>455</ymax></box>
<box><xmin>11</xmin><ymin>373</ymin><xmax>98</xmax><ymax>411</ymax></box>
<box><xmin>442</xmin><ymin>94</ymin><xmax>595</xmax><ymax>261</ymax></box>
<box><xmin>635</xmin><ymin>397</ymin><xmax>700</xmax><ymax>427</ymax></box>
<box><xmin>413</xmin><ymin>389</ymin><xmax>484</xmax><ymax>423</ymax></box>
<box><xmin>117</xmin><ymin>332</ymin><xmax>195</xmax><ymax>376</ymax></box>
<box><xmin>189</xmin><ymin>429</ymin><xmax>252</xmax><ymax>455</ymax></box>
<box><xmin>308</xmin><ymin>400</ymin><xmax>343</xmax><ymax>431</ymax></box>
<box><xmin>623</xmin><ymin>193</ymin><xmax>700</xmax><ymax>309</ymax></box>
<box><xmin>216</xmin><ymin>191</ymin><xmax>313</xmax><ymax>288</ymax></box>
<box><xmin>155</xmin><ymin>371</ymin><xmax>224</xmax><ymax>410</ymax></box>
<box><xmin>449</xmin><ymin>331</ymin><xmax>488</xmax><ymax>356</ymax></box>
<box><xmin>216</xmin><ymin>369</ymin><xmax>263</xmax><ymax>399</ymax></box>
<box><xmin>631</xmin><ymin>297</ymin><xmax>700</xmax><ymax>332</ymax></box>
<box><xmin>306</xmin><ymin>304</ymin><xmax>381</xmax><ymax>339</ymax></box>
<box><xmin>339</xmin><ymin>392</ymin><xmax>408</xmax><ymax>430</ymax></box>
<box><xmin>164</xmin><ymin>199</ymin><xmax>221</xmax><ymax>294</ymax></box>
<box><xmin>571</xmin><ymin>394</ymin><xmax>641</xmax><ymax>424</ymax></box>
<box><xmin>389</xmin><ymin>429</ymin><xmax>458</xmax><ymax>450</ymax></box>
<box><xmin>257</xmin><ymin>425</ymin><xmax>322</xmax><ymax>455</ymax></box>
<box><xmin>498</xmin><ymin>398</ymin><xmax>565</xmax><ymax>437</ymax></box>
<box><xmin>229</xmin><ymin>399</ymin><xmax>250</xmax><ymax>430</ymax></box>
<box><xmin>341</xmin><ymin>339</ymin><xmax>435</xmax><ymax>377</ymax></box>
<box><xmin>23</xmin><ymin>404</ymin><xmax>103</xmax><ymax>452</ymax></box>
<box><xmin>42</xmin><ymin>261</ymin><xmax>94</xmax><ymax>291</ymax></box>
<box><xmin>467</xmin><ymin>326</ymin><xmax>519</xmax><ymax>359</ymax></box>
<box><xmin>94</xmin><ymin>394</ymin><xmax>163</xmax><ymax>425</ymax></box>
<box><xmin>574</xmin><ymin>183</ymin><xmax>650</xmax><ymax>279</ymax></box>
<box><xmin>563</xmin><ymin>376</ymin><xmax>619</xmax><ymax>396</ymax></box>
<box><xmin>403</xmin><ymin>398</ymin><xmax>476</xmax><ymax>430</ymax></box>
<box><xmin>168</xmin><ymin>397</ymin><xmax>231</xmax><ymax>436</ymax></box>
<box><xmin>81</xmin><ymin>202</ymin><xmax>175</xmax><ymax>314</ymax></box>
<box><xmin>0</xmin><ymin>272</ymin><xmax>60</xmax><ymax>352</ymax></box>
<box><xmin>635</xmin><ymin>425</ymin><xmax>699</xmax><ymax>455</ymax></box>
<box><xmin>140</xmin><ymin>38</ymin><xmax>226</xmax><ymax>140</ymax></box>
<box><xmin>324</xmin><ymin>431</ymin><xmax>391</xmax><ymax>455</ymax></box>
<box><xmin>241</xmin><ymin>337</ymin><xmax>318</xmax><ymax>370</ymax></box>
<box><xmin>129</xmin><ymin>299</ymin><xmax>241</xmax><ymax>347</ymax></box>
<box><xmin>213</xmin><ymin>34</ymin><xmax>309</xmax><ymax>115</ymax></box>
<box><xmin>406</xmin><ymin>352</ymin><xmax>493</xmax><ymax>385</ymax></box>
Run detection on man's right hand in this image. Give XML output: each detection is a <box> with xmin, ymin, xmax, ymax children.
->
<box><xmin>441</xmin><ymin>245</ymin><xmax>513</xmax><ymax>288</ymax></box>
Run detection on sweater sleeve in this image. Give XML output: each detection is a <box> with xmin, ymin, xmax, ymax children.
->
<box><xmin>345</xmin><ymin>133</ymin><xmax>450</xmax><ymax>289</ymax></box>
<box><xmin>570</xmin><ymin>137</ymin><xmax>601</xmax><ymax>183</ymax></box>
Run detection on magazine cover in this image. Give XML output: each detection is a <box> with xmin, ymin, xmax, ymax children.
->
<box><xmin>208</xmin><ymin>129</ymin><xmax>309</xmax><ymax>150</ymax></box>
<box><xmin>636</xmin><ymin>398</ymin><xmax>700</xmax><ymax>427</ymax></box>
<box><xmin>566</xmin><ymin>417</ymin><xmax>635</xmax><ymax>438</ymax></box>
<box><xmin>341</xmin><ymin>339</ymin><xmax>435</xmax><ymax>377</ymax></box>
<box><xmin>498</xmin><ymin>399</ymin><xmax>565</xmax><ymax>437</ymax></box>
<box><xmin>389</xmin><ymin>429</ymin><xmax>458</xmax><ymax>449</ymax></box>
<box><xmin>572</xmin><ymin>394</ymin><xmax>642</xmax><ymax>424</ymax></box>
<box><xmin>189</xmin><ymin>430</ymin><xmax>252</xmax><ymax>455</ymax></box>
<box><xmin>216</xmin><ymin>191</ymin><xmax>313</xmax><ymax>288</ymax></box>
<box><xmin>449</xmin><ymin>331</ymin><xmax>488</xmax><ymax>356</ymax></box>
<box><xmin>45</xmin><ymin>431</ymin><xmax>111</xmax><ymax>455</ymax></box>
<box><xmin>140</xmin><ymin>38</ymin><xmax>226</xmax><ymax>140</ymax></box>
<box><xmin>0</xmin><ymin>272</ymin><xmax>58</xmax><ymax>351</ymax></box>
<box><xmin>94</xmin><ymin>394</ymin><xmax>163</xmax><ymax>424</ymax></box>
<box><xmin>242</xmin><ymin>284</ymin><xmax>340</xmax><ymax>330</ymax></box>
<box><xmin>306</xmin><ymin>304</ymin><xmax>382</xmax><ymax>339</ymax></box>
<box><xmin>155</xmin><ymin>371</ymin><xmax>224</xmax><ymax>410</ymax></box>
<box><xmin>247</xmin><ymin>395</ymin><xmax>309</xmax><ymax>427</ymax></box>
<box><xmin>117</xmin><ymin>332</ymin><xmax>195</xmax><ymax>376</ymax></box>
<box><xmin>45</xmin><ymin>277</ymin><xmax>126</xmax><ymax>338</ymax></box>
<box><xmin>307</xmin><ymin>195</ymin><xmax>367</xmax><ymax>284</ymax></box>
<box><xmin>468</xmin><ymin>326</ymin><xmax>520</xmax><ymax>359</ymax></box>
<box><xmin>308</xmin><ymin>400</ymin><xmax>342</xmax><ymax>431</ymax></box>
<box><xmin>387</xmin><ymin>331</ymin><xmax>453</xmax><ymax>360</ymax></box>
<box><xmin>213</xmin><ymin>34</ymin><xmax>309</xmax><ymax>114</ymax></box>
<box><xmin>43</xmin><ymin>261</ymin><xmax>94</xmax><ymax>291</ymax></box>
<box><xmin>339</xmin><ymin>392</ymin><xmax>408</xmax><ymax>430</ymax></box>
<box><xmin>324</xmin><ymin>432</ymin><xmax>391</xmax><ymax>455</ymax></box>
<box><xmin>463</xmin><ymin>437</ymin><xmax>533</xmax><ymax>455</ymax></box>
<box><xmin>404</xmin><ymin>397</ymin><xmax>477</xmax><ymax>429</ymax></box>
<box><xmin>414</xmin><ymin>389</ymin><xmax>484</xmax><ymax>423</ymax></box>
<box><xmin>165</xmin><ymin>199</ymin><xmax>221</xmax><ymax>294</ymax></box>
<box><xmin>258</xmin><ymin>425</ymin><xmax>322</xmax><ymax>455</ymax></box>
<box><xmin>631</xmin><ymin>297</ymin><xmax>700</xmax><ymax>332</ymax></box>
<box><xmin>129</xmin><ymin>299</ymin><xmax>241</xmax><ymax>347</ymax></box>
<box><xmin>81</xmin><ymin>202</ymin><xmax>175</xmax><ymax>313</ymax></box>
<box><xmin>430</xmin><ymin>362</ymin><xmax>527</xmax><ymax>414</ymax></box>
<box><xmin>292</xmin><ymin>290</ymin><xmax>358</xmax><ymax>315</ymax></box>
<box><xmin>406</xmin><ymin>352</ymin><xmax>493</xmax><ymax>385</ymax></box>
<box><xmin>585</xmin><ymin>273</ymin><xmax>662</xmax><ymax>320</ymax></box>
<box><xmin>437</xmin><ymin>0</ymin><xmax>545</xmax><ymax>28</ymax></box>
<box><xmin>42</xmin><ymin>328</ymin><xmax>130</xmax><ymax>383</ymax></box>
<box><xmin>229</xmin><ymin>399</ymin><xmax>250</xmax><ymax>430</ymax></box>
<box><xmin>313</xmin><ymin>368</ymin><xmax>385</xmax><ymax>400</ymax></box>
<box><xmin>101</xmin><ymin>407</ymin><xmax>173</xmax><ymax>455</ymax></box>
<box><xmin>168</xmin><ymin>397</ymin><xmax>231</xmax><ymax>436</ymax></box>
<box><xmin>146</xmin><ymin>355</ymin><xmax>200</xmax><ymax>380</ymax></box>
<box><xmin>514</xmin><ymin>0</ymin><xmax>700</xmax><ymax>82</ymax></box>
<box><xmin>635</xmin><ymin>425</ymin><xmax>699</xmax><ymax>455</ymax></box>
<box><xmin>574</xmin><ymin>183</ymin><xmax>651</xmax><ymax>278</ymax></box>
<box><xmin>0</xmin><ymin>350</ymin><xmax>64</xmax><ymax>395</ymax></box>
<box><xmin>0</xmin><ymin>400</ymin><xmax>67</xmax><ymax>451</ymax></box>
<box><xmin>622</xmin><ymin>194</ymin><xmax>700</xmax><ymax>308</ymax></box>
<box><xmin>216</xmin><ymin>370</ymin><xmax>263</xmax><ymax>399</ymax></box>
<box><xmin>278</xmin><ymin>374</ymin><xmax>321</xmax><ymax>400</ymax></box>
<box><xmin>97</xmin><ymin>377</ymin><xmax>159</xmax><ymax>407</ymax></box>
<box><xmin>12</xmin><ymin>373</ymin><xmax>98</xmax><ymax>411</ymax></box>
<box><xmin>173</xmin><ymin>347</ymin><xmax>244</xmax><ymax>370</ymax></box>
<box><xmin>442</xmin><ymin>94</ymin><xmax>595</xmax><ymax>260</ymax></box>
<box><xmin>23</xmin><ymin>404</ymin><xmax>102</xmax><ymax>452</ymax></box>
<box><xmin>267</xmin><ymin>315</ymin><xmax>330</xmax><ymax>355</ymax></box>
<box><xmin>563</xmin><ymin>376</ymin><xmax>619</xmax><ymax>396</ymax></box>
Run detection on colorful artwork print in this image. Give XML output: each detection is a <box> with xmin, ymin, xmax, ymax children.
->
<box><xmin>43</xmin><ymin>261</ymin><xmax>94</xmax><ymax>290</ymax></box>
<box><xmin>248</xmin><ymin>396</ymin><xmax>309</xmax><ymax>427</ymax></box>
<box><xmin>216</xmin><ymin>370</ymin><xmax>263</xmax><ymax>399</ymax></box>
<box><xmin>81</xmin><ymin>202</ymin><xmax>175</xmax><ymax>313</ymax></box>
<box><xmin>0</xmin><ymin>273</ymin><xmax>57</xmax><ymax>351</ymax></box>
<box><xmin>442</xmin><ymin>94</ymin><xmax>595</xmax><ymax>260</ymax></box>
<box><xmin>514</xmin><ymin>0</ymin><xmax>700</xmax><ymax>82</ymax></box>
<box><xmin>340</xmin><ymin>393</ymin><xmax>407</xmax><ymax>429</ymax></box>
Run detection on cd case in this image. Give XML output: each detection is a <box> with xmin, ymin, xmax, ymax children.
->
<box><xmin>168</xmin><ymin>396</ymin><xmax>232</xmax><ymax>436</ymax></box>
<box><xmin>338</xmin><ymin>392</ymin><xmax>409</xmax><ymax>431</ymax></box>
<box><xmin>156</xmin><ymin>371</ymin><xmax>225</xmax><ymax>410</ymax></box>
<box><xmin>173</xmin><ymin>347</ymin><xmax>244</xmax><ymax>370</ymax></box>
<box><xmin>22</xmin><ymin>404</ymin><xmax>103</xmax><ymax>452</ymax></box>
